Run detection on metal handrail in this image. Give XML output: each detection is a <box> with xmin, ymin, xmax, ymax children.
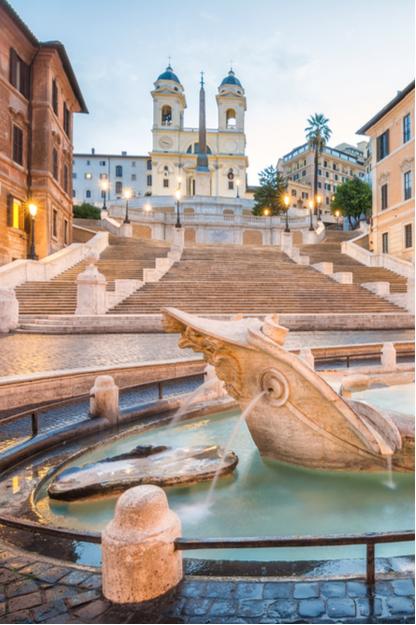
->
<box><xmin>0</xmin><ymin>371</ymin><xmax>205</xmax><ymax>434</ymax></box>
<box><xmin>0</xmin><ymin>513</ymin><xmax>412</xmax><ymax>586</ymax></box>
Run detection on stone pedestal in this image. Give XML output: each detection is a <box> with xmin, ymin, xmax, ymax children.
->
<box><xmin>280</xmin><ymin>231</ymin><xmax>293</xmax><ymax>253</ymax></box>
<box><xmin>194</xmin><ymin>170</ymin><xmax>211</xmax><ymax>196</ymax></box>
<box><xmin>89</xmin><ymin>375</ymin><xmax>119</xmax><ymax>422</ymax></box>
<box><xmin>120</xmin><ymin>222</ymin><xmax>133</xmax><ymax>238</ymax></box>
<box><xmin>381</xmin><ymin>342</ymin><xmax>396</xmax><ymax>369</ymax></box>
<box><xmin>0</xmin><ymin>288</ymin><xmax>19</xmax><ymax>333</ymax></box>
<box><xmin>102</xmin><ymin>485</ymin><xmax>182</xmax><ymax>604</ymax></box>
<box><xmin>75</xmin><ymin>263</ymin><xmax>107</xmax><ymax>315</ymax></box>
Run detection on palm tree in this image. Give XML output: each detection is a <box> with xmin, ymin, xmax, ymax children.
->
<box><xmin>305</xmin><ymin>113</ymin><xmax>332</xmax><ymax>214</ymax></box>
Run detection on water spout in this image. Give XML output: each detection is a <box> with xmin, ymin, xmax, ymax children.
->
<box><xmin>384</xmin><ymin>455</ymin><xmax>396</xmax><ymax>490</ymax></box>
<box><xmin>169</xmin><ymin>377</ymin><xmax>219</xmax><ymax>428</ymax></box>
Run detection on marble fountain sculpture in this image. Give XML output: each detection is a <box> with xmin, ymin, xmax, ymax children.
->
<box><xmin>163</xmin><ymin>307</ymin><xmax>414</xmax><ymax>473</ymax></box>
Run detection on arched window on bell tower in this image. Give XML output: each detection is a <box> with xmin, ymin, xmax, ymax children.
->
<box><xmin>226</xmin><ymin>108</ymin><xmax>236</xmax><ymax>129</ymax></box>
<box><xmin>161</xmin><ymin>105</ymin><xmax>172</xmax><ymax>126</ymax></box>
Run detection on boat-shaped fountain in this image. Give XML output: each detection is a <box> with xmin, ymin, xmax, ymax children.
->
<box><xmin>162</xmin><ymin>307</ymin><xmax>414</xmax><ymax>472</ymax></box>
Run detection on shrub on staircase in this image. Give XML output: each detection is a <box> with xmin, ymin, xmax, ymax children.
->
<box><xmin>73</xmin><ymin>203</ymin><xmax>101</xmax><ymax>220</ymax></box>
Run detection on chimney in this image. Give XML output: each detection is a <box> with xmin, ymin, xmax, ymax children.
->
<box><xmin>121</xmin><ymin>151</ymin><xmax>127</xmax><ymax>156</ymax></box>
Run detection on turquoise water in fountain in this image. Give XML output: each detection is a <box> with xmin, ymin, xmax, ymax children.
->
<box><xmin>36</xmin><ymin>384</ymin><xmax>415</xmax><ymax>567</ymax></box>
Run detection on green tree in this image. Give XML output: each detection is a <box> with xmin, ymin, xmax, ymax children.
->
<box><xmin>252</xmin><ymin>165</ymin><xmax>287</xmax><ymax>216</ymax></box>
<box><xmin>331</xmin><ymin>177</ymin><xmax>372</xmax><ymax>228</ymax></box>
<box><xmin>305</xmin><ymin>113</ymin><xmax>332</xmax><ymax>210</ymax></box>
<box><xmin>73</xmin><ymin>203</ymin><xmax>101</xmax><ymax>220</ymax></box>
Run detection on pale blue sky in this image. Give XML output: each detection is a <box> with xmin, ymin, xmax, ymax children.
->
<box><xmin>11</xmin><ymin>0</ymin><xmax>415</xmax><ymax>183</ymax></box>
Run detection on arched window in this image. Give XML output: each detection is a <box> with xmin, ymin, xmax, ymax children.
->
<box><xmin>115</xmin><ymin>165</ymin><xmax>123</xmax><ymax>177</ymax></box>
<box><xmin>226</xmin><ymin>108</ymin><xmax>236</xmax><ymax>128</ymax></box>
<box><xmin>115</xmin><ymin>181</ymin><xmax>123</xmax><ymax>196</ymax></box>
<box><xmin>161</xmin><ymin>105</ymin><xmax>172</xmax><ymax>126</ymax></box>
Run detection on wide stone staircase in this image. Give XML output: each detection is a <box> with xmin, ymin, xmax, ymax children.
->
<box><xmin>16</xmin><ymin>237</ymin><xmax>170</xmax><ymax>316</ymax></box>
<box><xmin>299</xmin><ymin>231</ymin><xmax>408</xmax><ymax>293</ymax></box>
<box><xmin>109</xmin><ymin>242</ymin><xmax>404</xmax><ymax>315</ymax></box>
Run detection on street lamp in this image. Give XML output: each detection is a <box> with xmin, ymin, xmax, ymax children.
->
<box><xmin>28</xmin><ymin>202</ymin><xmax>38</xmax><ymax>260</ymax></box>
<box><xmin>263</xmin><ymin>208</ymin><xmax>272</xmax><ymax>243</ymax></box>
<box><xmin>316</xmin><ymin>194</ymin><xmax>322</xmax><ymax>221</ymax></box>
<box><xmin>101</xmin><ymin>179</ymin><xmax>109</xmax><ymax>211</ymax></box>
<box><xmin>308</xmin><ymin>200</ymin><xmax>314</xmax><ymax>231</ymax></box>
<box><xmin>123</xmin><ymin>188</ymin><xmax>132</xmax><ymax>224</ymax></box>
<box><xmin>175</xmin><ymin>188</ymin><xmax>182</xmax><ymax>228</ymax></box>
<box><xmin>335</xmin><ymin>209</ymin><xmax>341</xmax><ymax>230</ymax></box>
<box><xmin>283</xmin><ymin>193</ymin><xmax>290</xmax><ymax>232</ymax></box>
<box><xmin>144</xmin><ymin>202</ymin><xmax>152</xmax><ymax>213</ymax></box>
<box><xmin>236</xmin><ymin>177</ymin><xmax>240</xmax><ymax>199</ymax></box>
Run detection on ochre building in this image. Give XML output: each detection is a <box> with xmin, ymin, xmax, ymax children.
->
<box><xmin>358</xmin><ymin>81</ymin><xmax>414</xmax><ymax>260</ymax></box>
<box><xmin>0</xmin><ymin>0</ymin><xmax>87</xmax><ymax>265</ymax></box>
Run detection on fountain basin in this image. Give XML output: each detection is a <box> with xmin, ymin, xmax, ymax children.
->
<box><xmin>48</xmin><ymin>444</ymin><xmax>238</xmax><ymax>501</ymax></box>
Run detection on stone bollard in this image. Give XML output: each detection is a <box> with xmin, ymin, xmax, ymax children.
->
<box><xmin>75</xmin><ymin>263</ymin><xmax>107</xmax><ymax>315</ymax></box>
<box><xmin>0</xmin><ymin>288</ymin><xmax>19</xmax><ymax>333</ymax></box>
<box><xmin>299</xmin><ymin>348</ymin><xmax>315</xmax><ymax>370</ymax></box>
<box><xmin>102</xmin><ymin>485</ymin><xmax>183</xmax><ymax>604</ymax></box>
<box><xmin>89</xmin><ymin>375</ymin><xmax>119</xmax><ymax>423</ymax></box>
<box><xmin>381</xmin><ymin>342</ymin><xmax>397</xmax><ymax>369</ymax></box>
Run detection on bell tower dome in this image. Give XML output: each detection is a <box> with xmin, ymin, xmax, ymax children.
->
<box><xmin>151</xmin><ymin>64</ymin><xmax>186</xmax><ymax>132</ymax></box>
<box><xmin>216</xmin><ymin>68</ymin><xmax>246</xmax><ymax>132</ymax></box>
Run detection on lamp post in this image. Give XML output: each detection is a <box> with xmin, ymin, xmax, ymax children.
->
<box><xmin>236</xmin><ymin>177</ymin><xmax>240</xmax><ymax>199</ymax></box>
<box><xmin>316</xmin><ymin>194</ymin><xmax>322</xmax><ymax>221</ymax></box>
<box><xmin>263</xmin><ymin>208</ymin><xmax>272</xmax><ymax>244</ymax></box>
<box><xmin>335</xmin><ymin>209</ymin><xmax>340</xmax><ymax>230</ymax></box>
<box><xmin>175</xmin><ymin>189</ymin><xmax>182</xmax><ymax>228</ymax></box>
<box><xmin>308</xmin><ymin>200</ymin><xmax>314</xmax><ymax>231</ymax></box>
<box><xmin>28</xmin><ymin>202</ymin><xmax>38</xmax><ymax>260</ymax></box>
<box><xmin>123</xmin><ymin>188</ymin><xmax>132</xmax><ymax>224</ymax></box>
<box><xmin>143</xmin><ymin>202</ymin><xmax>152</xmax><ymax>214</ymax></box>
<box><xmin>101</xmin><ymin>179</ymin><xmax>109</xmax><ymax>211</ymax></box>
<box><xmin>283</xmin><ymin>193</ymin><xmax>290</xmax><ymax>232</ymax></box>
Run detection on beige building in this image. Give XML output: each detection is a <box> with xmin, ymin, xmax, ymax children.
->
<box><xmin>357</xmin><ymin>81</ymin><xmax>414</xmax><ymax>261</ymax></box>
<box><xmin>278</xmin><ymin>142</ymin><xmax>368</xmax><ymax>217</ymax></box>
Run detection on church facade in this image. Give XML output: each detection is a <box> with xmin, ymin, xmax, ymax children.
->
<box><xmin>149</xmin><ymin>65</ymin><xmax>249</xmax><ymax>199</ymax></box>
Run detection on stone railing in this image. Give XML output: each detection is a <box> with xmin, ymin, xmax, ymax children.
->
<box><xmin>301</xmin><ymin>220</ymin><xmax>326</xmax><ymax>245</ymax></box>
<box><xmin>0</xmin><ymin>231</ymin><xmax>109</xmax><ymax>289</ymax></box>
<box><xmin>100</xmin><ymin>213</ymin><xmax>132</xmax><ymax>238</ymax></box>
<box><xmin>341</xmin><ymin>233</ymin><xmax>414</xmax><ymax>280</ymax></box>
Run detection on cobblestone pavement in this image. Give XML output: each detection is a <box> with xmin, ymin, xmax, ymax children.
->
<box><xmin>0</xmin><ymin>330</ymin><xmax>413</xmax><ymax>378</ymax></box>
<box><xmin>0</xmin><ymin>376</ymin><xmax>202</xmax><ymax>452</ymax></box>
<box><xmin>0</xmin><ymin>544</ymin><xmax>414</xmax><ymax>624</ymax></box>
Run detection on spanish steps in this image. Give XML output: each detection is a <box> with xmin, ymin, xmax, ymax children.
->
<box><xmin>299</xmin><ymin>231</ymin><xmax>408</xmax><ymax>293</ymax></box>
<box><xmin>15</xmin><ymin>236</ymin><xmax>170</xmax><ymax>316</ymax></box>
<box><xmin>109</xmin><ymin>234</ymin><xmax>405</xmax><ymax>315</ymax></box>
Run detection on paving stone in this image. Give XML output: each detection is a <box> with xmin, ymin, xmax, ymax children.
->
<box><xmin>179</xmin><ymin>580</ymin><xmax>207</xmax><ymax>598</ymax></box>
<box><xmin>4</xmin><ymin>557</ymin><xmax>32</xmax><ymax>571</ymax></box>
<box><xmin>45</xmin><ymin>585</ymin><xmax>78</xmax><ymax>602</ymax></box>
<box><xmin>36</xmin><ymin>566</ymin><xmax>72</xmax><ymax>584</ymax></box>
<box><xmin>392</xmin><ymin>578</ymin><xmax>415</xmax><ymax>596</ymax></box>
<box><xmin>182</xmin><ymin>598</ymin><xmax>211</xmax><ymax>615</ymax></box>
<box><xmin>356</xmin><ymin>596</ymin><xmax>383</xmax><ymax>617</ymax></box>
<box><xmin>347</xmin><ymin>580</ymin><xmax>369</xmax><ymax>597</ymax></box>
<box><xmin>60</xmin><ymin>569</ymin><xmax>92</xmax><ymax>586</ymax></box>
<box><xmin>8</xmin><ymin>591</ymin><xmax>43</xmax><ymax>612</ymax></box>
<box><xmin>327</xmin><ymin>597</ymin><xmax>356</xmax><ymax>618</ymax></box>
<box><xmin>65</xmin><ymin>589</ymin><xmax>102</xmax><ymax>607</ymax></box>
<box><xmin>320</xmin><ymin>580</ymin><xmax>346</xmax><ymax>597</ymax></box>
<box><xmin>74</xmin><ymin>598</ymin><xmax>111</xmax><ymax>620</ymax></box>
<box><xmin>263</xmin><ymin>582</ymin><xmax>293</xmax><ymax>599</ymax></box>
<box><xmin>386</xmin><ymin>596</ymin><xmax>415</xmax><ymax>615</ymax></box>
<box><xmin>237</xmin><ymin>599</ymin><xmax>267</xmax><ymax>617</ymax></box>
<box><xmin>3</xmin><ymin>608</ymin><xmax>33</xmax><ymax>623</ymax></box>
<box><xmin>50</xmin><ymin>616</ymin><xmax>80</xmax><ymax>624</ymax></box>
<box><xmin>31</xmin><ymin>599</ymin><xmax>67</xmax><ymax>622</ymax></box>
<box><xmin>267</xmin><ymin>599</ymin><xmax>298</xmax><ymax>619</ymax></box>
<box><xmin>293</xmin><ymin>582</ymin><xmax>320</xmax><ymax>599</ymax></box>
<box><xmin>0</xmin><ymin>568</ymin><xmax>18</xmax><ymax>583</ymax></box>
<box><xmin>298</xmin><ymin>597</ymin><xmax>325</xmax><ymax>618</ymax></box>
<box><xmin>6</xmin><ymin>578</ymin><xmax>39</xmax><ymax>598</ymax></box>
<box><xmin>235</xmin><ymin>582</ymin><xmax>263</xmax><ymax>600</ymax></box>
<box><xmin>80</xmin><ymin>573</ymin><xmax>102</xmax><ymax>590</ymax></box>
<box><xmin>204</xmin><ymin>581</ymin><xmax>235</xmax><ymax>598</ymax></box>
<box><xmin>208</xmin><ymin>599</ymin><xmax>237</xmax><ymax>616</ymax></box>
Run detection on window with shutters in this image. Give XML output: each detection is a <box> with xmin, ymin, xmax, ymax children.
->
<box><xmin>382</xmin><ymin>232</ymin><xmax>389</xmax><ymax>253</ymax></box>
<box><xmin>115</xmin><ymin>181</ymin><xmax>123</xmax><ymax>195</ymax></box>
<box><xmin>52</xmin><ymin>79</ymin><xmax>58</xmax><ymax>114</ymax></box>
<box><xmin>52</xmin><ymin>148</ymin><xmax>58</xmax><ymax>180</ymax></box>
<box><xmin>376</xmin><ymin>130</ymin><xmax>389</xmax><ymax>161</ymax></box>
<box><xmin>9</xmin><ymin>48</ymin><xmax>30</xmax><ymax>98</ymax></box>
<box><xmin>64</xmin><ymin>219</ymin><xmax>69</xmax><ymax>245</ymax></box>
<box><xmin>63</xmin><ymin>164</ymin><xmax>69</xmax><ymax>193</ymax></box>
<box><xmin>381</xmin><ymin>183</ymin><xmax>388</xmax><ymax>210</ymax></box>
<box><xmin>405</xmin><ymin>224</ymin><xmax>413</xmax><ymax>248</ymax></box>
<box><xmin>52</xmin><ymin>209</ymin><xmax>58</xmax><ymax>238</ymax></box>
<box><xmin>12</xmin><ymin>125</ymin><xmax>23</xmax><ymax>165</ymax></box>
<box><xmin>63</xmin><ymin>103</ymin><xmax>71</xmax><ymax>136</ymax></box>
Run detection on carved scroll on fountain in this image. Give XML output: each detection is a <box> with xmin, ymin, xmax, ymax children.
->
<box><xmin>163</xmin><ymin>308</ymin><xmax>414</xmax><ymax>472</ymax></box>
